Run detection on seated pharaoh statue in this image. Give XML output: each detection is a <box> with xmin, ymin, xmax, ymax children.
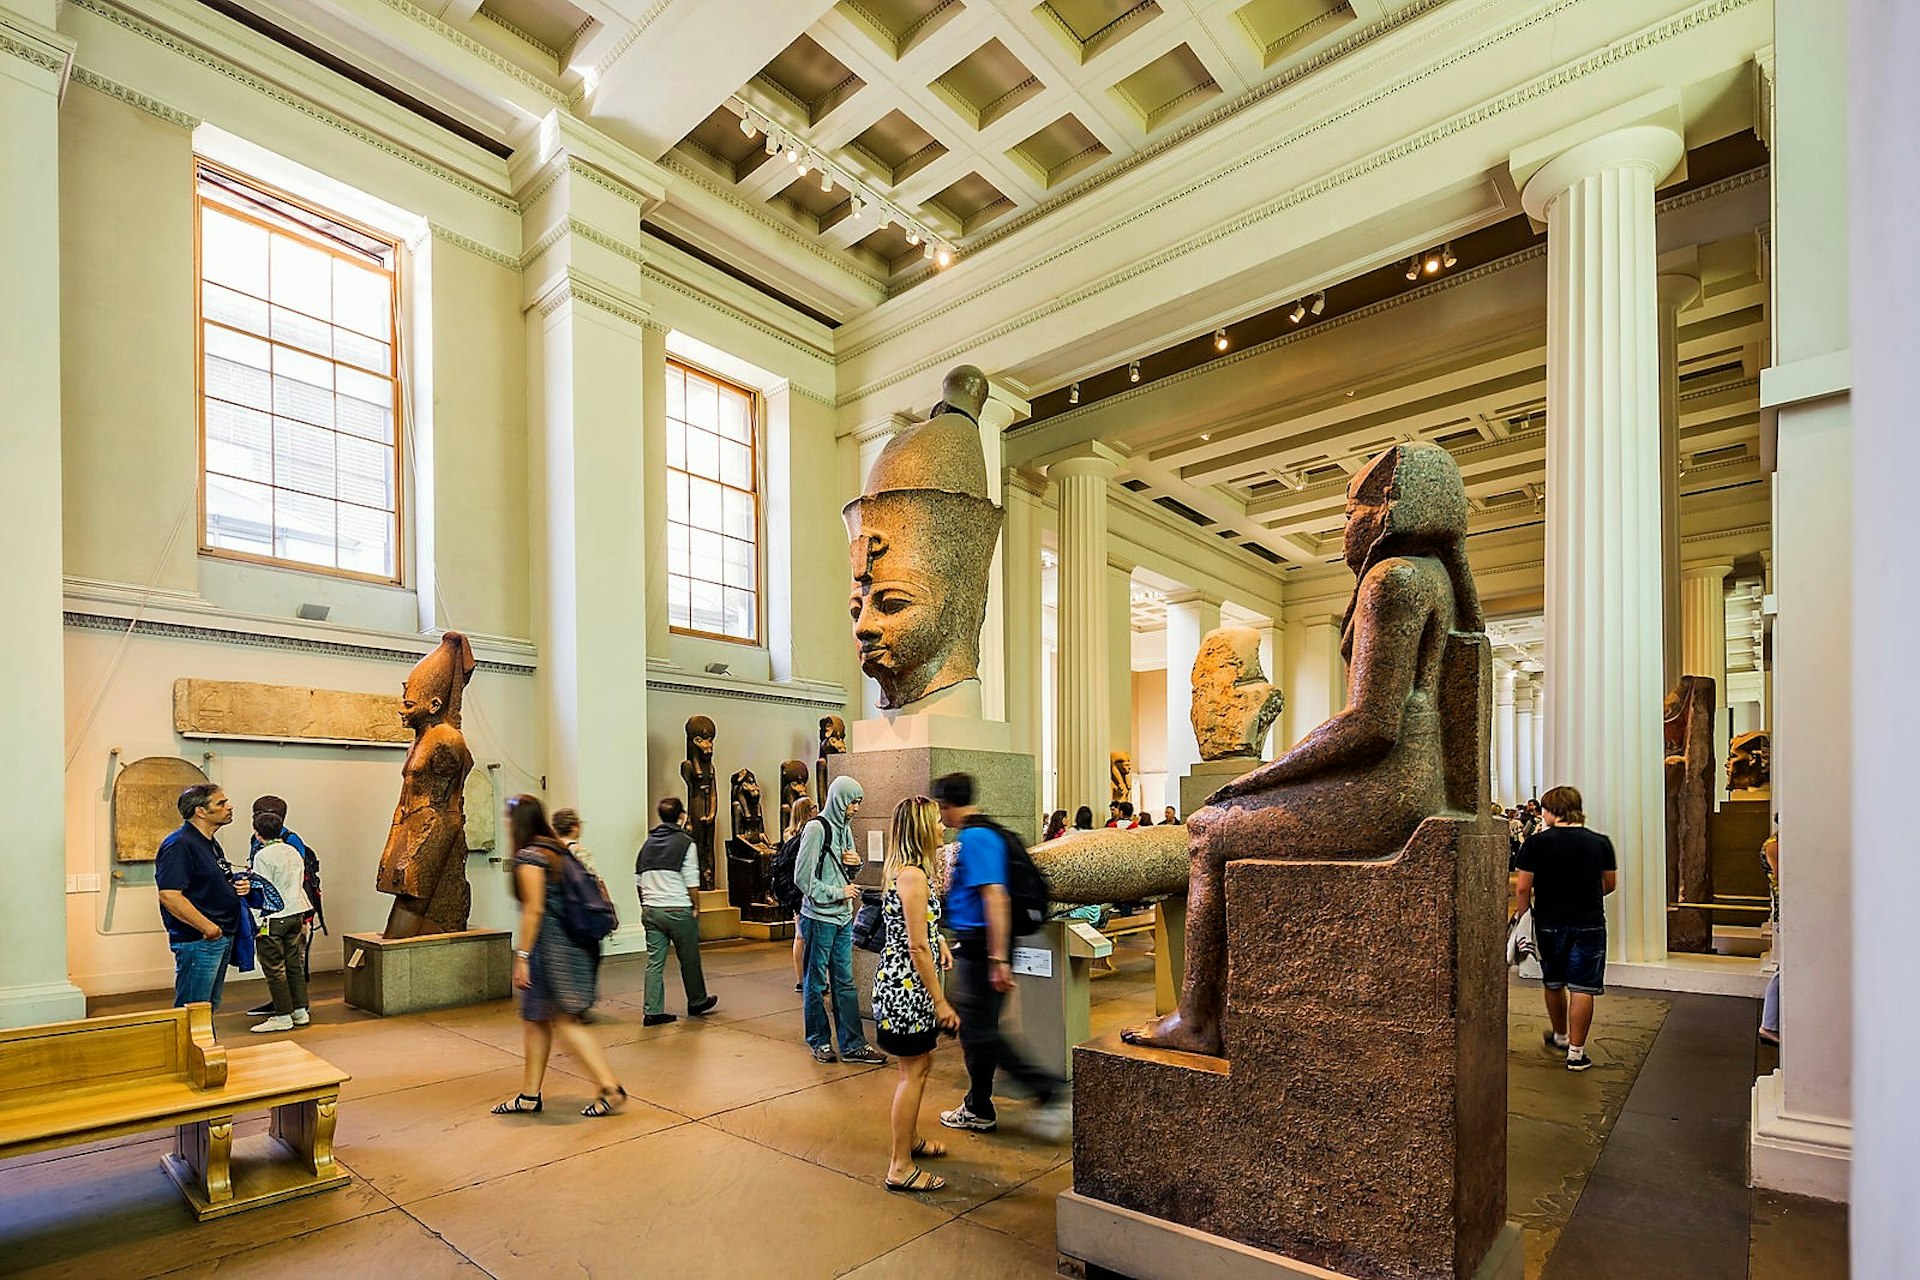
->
<box><xmin>843</xmin><ymin>364</ymin><xmax>1003</xmax><ymax>714</ymax></box>
<box><xmin>1032</xmin><ymin>441</ymin><xmax>1486</xmax><ymax>1058</ymax></box>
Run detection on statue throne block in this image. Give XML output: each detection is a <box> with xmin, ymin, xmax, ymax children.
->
<box><xmin>1067</xmin><ymin>817</ymin><xmax>1510</xmax><ymax>1279</ymax></box>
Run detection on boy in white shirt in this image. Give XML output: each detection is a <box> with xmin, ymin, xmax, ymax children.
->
<box><xmin>249</xmin><ymin>810</ymin><xmax>313</xmax><ymax>1032</ymax></box>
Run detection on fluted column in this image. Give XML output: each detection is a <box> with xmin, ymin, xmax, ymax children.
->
<box><xmin>1494</xmin><ymin>665</ymin><xmax>1518</xmax><ymax>809</ymax></box>
<box><xmin>1049</xmin><ymin>450</ymin><xmax>1120</xmax><ymax>817</ymax></box>
<box><xmin>1164</xmin><ymin>591</ymin><xmax>1223</xmax><ymax>793</ymax></box>
<box><xmin>1002</xmin><ymin>469</ymin><xmax>1048</xmax><ymax>759</ymax></box>
<box><xmin>0</xmin><ymin>5</ymin><xmax>85</xmax><ymax>1026</ymax></box>
<box><xmin>1514</xmin><ymin>681</ymin><xmax>1537</xmax><ymax>804</ymax></box>
<box><xmin>1521</xmin><ymin>121</ymin><xmax>1684</xmax><ymax>964</ymax></box>
<box><xmin>1658</xmin><ymin>272</ymin><xmax>1700</xmax><ymax>690</ymax></box>
<box><xmin>1107</xmin><ymin>555</ymin><xmax>1136</xmax><ymax>798</ymax></box>
<box><xmin>1681</xmin><ymin>561</ymin><xmax>1732</xmax><ymax>804</ymax></box>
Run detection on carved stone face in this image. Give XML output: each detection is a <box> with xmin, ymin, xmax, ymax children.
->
<box><xmin>845</xmin><ymin>491</ymin><xmax>999</xmax><ymax>710</ymax></box>
<box><xmin>686</xmin><ymin>715</ymin><xmax>715</xmax><ymax>762</ymax></box>
<box><xmin>850</xmin><ymin>542</ymin><xmax>951</xmax><ymax>705</ymax></box>
<box><xmin>398</xmin><ymin>632</ymin><xmax>473</xmax><ymax>731</ymax></box>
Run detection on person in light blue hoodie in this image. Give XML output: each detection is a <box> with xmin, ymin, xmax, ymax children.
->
<box><xmin>795</xmin><ymin>776</ymin><xmax>887</xmax><ymax>1065</ymax></box>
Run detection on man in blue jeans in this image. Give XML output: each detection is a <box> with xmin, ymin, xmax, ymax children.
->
<box><xmin>155</xmin><ymin>783</ymin><xmax>248</xmax><ymax>1009</ymax></box>
<box><xmin>794</xmin><ymin>776</ymin><xmax>886</xmax><ymax>1065</ymax></box>
<box><xmin>1514</xmin><ymin>784</ymin><xmax>1617</xmax><ymax>1072</ymax></box>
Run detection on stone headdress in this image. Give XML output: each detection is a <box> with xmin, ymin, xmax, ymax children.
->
<box><xmin>1339</xmin><ymin>442</ymin><xmax>1483</xmax><ymax>662</ymax></box>
<box><xmin>407</xmin><ymin>631</ymin><xmax>476</xmax><ymax>726</ymax></box>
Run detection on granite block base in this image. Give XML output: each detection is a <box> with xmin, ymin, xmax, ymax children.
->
<box><xmin>1178</xmin><ymin>758</ymin><xmax>1259</xmax><ymax>819</ymax></box>
<box><xmin>829</xmin><ymin>741</ymin><xmax>1038</xmax><ymax>861</ymax></box>
<box><xmin>342</xmin><ymin>929</ymin><xmax>510</xmax><ymax>1016</ymax></box>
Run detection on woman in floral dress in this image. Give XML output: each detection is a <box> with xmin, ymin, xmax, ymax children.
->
<box><xmin>873</xmin><ymin>796</ymin><xmax>960</xmax><ymax>1192</ymax></box>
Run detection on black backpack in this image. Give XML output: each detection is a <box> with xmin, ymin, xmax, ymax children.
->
<box><xmin>555</xmin><ymin>846</ymin><xmax>619</xmax><ymax>947</ymax></box>
<box><xmin>967</xmin><ymin>815</ymin><xmax>1049</xmax><ymax>937</ymax></box>
<box><xmin>768</xmin><ymin>818</ymin><xmax>822</xmax><ymax>915</ymax></box>
<box><xmin>300</xmin><ymin>842</ymin><xmax>326</xmax><ymax>935</ymax></box>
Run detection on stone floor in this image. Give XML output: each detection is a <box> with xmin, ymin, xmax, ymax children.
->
<box><xmin>0</xmin><ymin>939</ymin><xmax>1848</xmax><ymax>1278</ymax></box>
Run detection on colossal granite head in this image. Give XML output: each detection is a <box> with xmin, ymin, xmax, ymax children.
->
<box><xmin>1191</xmin><ymin>626</ymin><xmax>1285</xmax><ymax>760</ymax></box>
<box><xmin>1339</xmin><ymin>442</ymin><xmax>1482</xmax><ymax>658</ymax></box>
<box><xmin>401</xmin><ymin>632</ymin><xmax>476</xmax><ymax>731</ymax></box>
<box><xmin>844</xmin><ymin>364</ymin><xmax>1004</xmax><ymax>710</ymax></box>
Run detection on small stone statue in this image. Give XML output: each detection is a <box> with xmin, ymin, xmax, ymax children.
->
<box><xmin>1727</xmin><ymin>731</ymin><xmax>1771</xmax><ymax>792</ymax></box>
<box><xmin>376</xmin><ymin>632</ymin><xmax>477</xmax><ymax>938</ymax></box>
<box><xmin>778</xmin><ymin>759</ymin><xmax>810</xmax><ymax>835</ymax></box>
<box><xmin>843</xmin><ymin>365</ymin><xmax>1003</xmax><ymax>711</ymax></box>
<box><xmin>816</xmin><ymin>714</ymin><xmax>846</xmax><ymax>801</ymax></box>
<box><xmin>1191</xmin><ymin>627</ymin><xmax>1284</xmax><ymax>760</ymax></box>
<box><xmin>681</xmin><ymin>715</ymin><xmax>718</xmax><ymax>892</ymax></box>
<box><xmin>726</xmin><ymin>768</ymin><xmax>782</xmax><ymax>920</ymax></box>
<box><xmin>1110</xmin><ymin>752</ymin><xmax>1134</xmax><ymax>807</ymax></box>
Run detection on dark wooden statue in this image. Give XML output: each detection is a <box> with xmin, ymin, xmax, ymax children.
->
<box><xmin>778</xmin><ymin>759</ymin><xmax>809</xmax><ymax>835</ymax></box>
<box><xmin>816</xmin><ymin>714</ymin><xmax>846</xmax><ymax>802</ymax></box>
<box><xmin>726</xmin><ymin>768</ymin><xmax>783</xmax><ymax>922</ymax></box>
<box><xmin>681</xmin><ymin>715</ymin><xmax>717</xmax><ymax>892</ymax></box>
<box><xmin>376</xmin><ymin>632</ymin><xmax>477</xmax><ymax>938</ymax></box>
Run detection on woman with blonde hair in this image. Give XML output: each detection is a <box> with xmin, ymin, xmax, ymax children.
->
<box><xmin>491</xmin><ymin>794</ymin><xmax>627</xmax><ymax>1117</ymax></box>
<box><xmin>783</xmin><ymin>794</ymin><xmax>818</xmax><ymax>991</ymax></box>
<box><xmin>874</xmin><ymin>795</ymin><xmax>960</xmax><ymax>1192</ymax></box>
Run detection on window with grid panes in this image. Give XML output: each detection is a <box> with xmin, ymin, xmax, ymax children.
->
<box><xmin>196</xmin><ymin>162</ymin><xmax>403</xmax><ymax>581</ymax></box>
<box><xmin>666</xmin><ymin>361</ymin><xmax>759</xmax><ymax>642</ymax></box>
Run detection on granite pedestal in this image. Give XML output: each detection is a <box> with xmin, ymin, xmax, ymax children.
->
<box><xmin>831</xmin><ymin>713</ymin><xmax>1038</xmax><ymax>851</ymax></box>
<box><xmin>1179</xmin><ymin>758</ymin><xmax>1258</xmax><ymax>821</ymax></box>
<box><xmin>1065</xmin><ymin>813</ymin><xmax>1511</xmax><ymax>1280</ymax></box>
<box><xmin>342</xmin><ymin>929</ymin><xmax>510</xmax><ymax>1016</ymax></box>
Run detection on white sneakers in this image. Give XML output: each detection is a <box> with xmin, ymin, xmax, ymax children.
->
<box><xmin>250</xmin><ymin>1008</ymin><xmax>309</xmax><ymax>1033</ymax></box>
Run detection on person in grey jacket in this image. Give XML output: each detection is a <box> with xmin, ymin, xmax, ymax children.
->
<box><xmin>796</xmin><ymin>776</ymin><xmax>886</xmax><ymax>1065</ymax></box>
<box><xmin>634</xmin><ymin>798</ymin><xmax>718</xmax><ymax>1027</ymax></box>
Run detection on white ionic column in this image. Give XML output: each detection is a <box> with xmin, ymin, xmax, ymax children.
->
<box><xmin>977</xmin><ymin>382</ymin><xmax>1029</xmax><ymax>724</ymax></box>
<box><xmin>1658</xmin><ymin>272</ymin><xmax>1701</xmax><ymax>691</ymax></box>
<box><xmin>516</xmin><ymin>131</ymin><xmax>665</xmax><ymax>948</ymax></box>
<box><xmin>1519</xmin><ymin>121</ymin><xmax>1684</xmax><ymax>964</ymax></box>
<box><xmin>1494</xmin><ymin>665</ymin><xmax>1518</xmax><ymax>809</ymax></box>
<box><xmin>1281</xmin><ymin>615</ymin><xmax>1345</xmax><ymax>749</ymax></box>
<box><xmin>1107</xmin><ymin>555</ymin><xmax>1137</xmax><ymax>801</ymax></box>
<box><xmin>1048</xmin><ymin>450</ymin><xmax>1120</xmax><ymax>818</ymax></box>
<box><xmin>1681</xmin><ymin>561</ymin><xmax>1732</xmax><ymax>802</ymax></box>
<box><xmin>1002</xmin><ymin>470</ymin><xmax>1048</xmax><ymax>760</ymax></box>
<box><xmin>1531</xmin><ymin>681</ymin><xmax>1547</xmax><ymax>796</ymax></box>
<box><xmin>1163</xmin><ymin>591</ymin><xmax>1223</xmax><ymax>792</ymax></box>
<box><xmin>0</xmin><ymin>7</ymin><xmax>86</xmax><ymax>1027</ymax></box>
<box><xmin>1514</xmin><ymin>682</ymin><xmax>1537</xmax><ymax>804</ymax></box>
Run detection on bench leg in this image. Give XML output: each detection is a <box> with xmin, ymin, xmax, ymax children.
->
<box><xmin>175</xmin><ymin>1116</ymin><xmax>234</xmax><ymax>1203</ymax></box>
<box><xmin>270</xmin><ymin>1094</ymin><xmax>339</xmax><ymax>1178</ymax></box>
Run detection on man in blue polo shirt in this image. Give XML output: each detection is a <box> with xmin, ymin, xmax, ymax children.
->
<box><xmin>155</xmin><ymin>783</ymin><xmax>247</xmax><ymax>1009</ymax></box>
<box><xmin>934</xmin><ymin>772</ymin><xmax>1067</xmax><ymax>1140</ymax></box>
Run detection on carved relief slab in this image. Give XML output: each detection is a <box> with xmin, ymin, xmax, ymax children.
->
<box><xmin>173</xmin><ymin>679</ymin><xmax>409</xmax><ymax>745</ymax></box>
<box><xmin>114</xmin><ymin>756</ymin><xmax>210</xmax><ymax>863</ymax></box>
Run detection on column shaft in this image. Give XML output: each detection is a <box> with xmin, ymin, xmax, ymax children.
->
<box><xmin>1494</xmin><ymin>666</ymin><xmax>1518</xmax><ymax>809</ymax></box>
<box><xmin>0</xmin><ymin>11</ymin><xmax>86</xmax><ymax>1025</ymax></box>
<box><xmin>1657</xmin><ymin>274</ymin><xmax>1699</xmax><ymax>690</ymax></box>
<box><xmin>1107</xmin><ymin>557</ymin><xmax>1135</xmax><ymax>802</ymax></box>
<box><xmin>1002</xmin><ymin>471</ymin><xmax>1047</xmax><ymax>760</ymax></box>
<box><xmin>1514</xmin><ymin>685</ymin><xmax>1536</xmax><ymax>804</ymax></box>
<box><xmin>1050</xmin><ymin>456</ymin><xmax>1117</xmax><ymax>818</ymax></box>
<box><xmin>1529</xmin><ymin>127</ymin><xmax>1682</xmax><ymax>965</ymax></box>
<box><xmin>1281</xmin><ymin>616</ymin><xmax>1345</xmax><ymax>749</ymax></box>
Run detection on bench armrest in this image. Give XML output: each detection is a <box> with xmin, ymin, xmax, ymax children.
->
<box><xmin>184</xmin><ymin>1003</ymin><xmax>228</xmax><ymax>1089</ymax></box>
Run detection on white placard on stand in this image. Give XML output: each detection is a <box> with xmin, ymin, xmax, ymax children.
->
<box><xmin>1012</xmin><ymin>945</ymin><xmax>1052</xmax><ymax>978</ymax></box>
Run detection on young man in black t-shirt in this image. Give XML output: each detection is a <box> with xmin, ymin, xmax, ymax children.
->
<box><xmin>1514</xmin><ymin>785</ymin><xmax>1617</xmax><ymax>1072</ymax></box>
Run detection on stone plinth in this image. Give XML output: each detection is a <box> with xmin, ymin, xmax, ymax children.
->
<box><xmin>342</xmin><ymin>929</ymin><xmax>510</xmax><ymax>1016</ymax></box>
<box><xmin>1179</xmin><ymin>758</ymin><xmax>1257</xmax><ymax>821</ymax></box>
<box><xmin>696</xmin><ymin>889</ymin><xmax>741</xmax><ymax>942</ymax></box>
<box><xmin>1068</xmin><ymin>815</ymin><xmax>1508</xmax><ymax>1280</ymax></box>
<box><xmin>829</xmin><ymin>740</ymin><xmax>1038</xmax><ymax>854</ymax></box>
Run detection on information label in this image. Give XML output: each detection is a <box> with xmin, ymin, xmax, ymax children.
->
<box><xmin>1011</xmin><ymin>945</ymin><xmax>1053</xmax><ymax>978</ymax></box>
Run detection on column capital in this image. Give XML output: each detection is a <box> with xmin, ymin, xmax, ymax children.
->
<box><xmin>1039</xmin><ymin>440</ymin><xmax>1126</xmax><ymax>480</ymax></box>
<box><xmin>1658</xmin><ymin>272</ymin><xmax>1702</xmax><ymax>314</ymax></box>
<box><xmin>0</xmin><ymin>8</ymin><xmax>74</xmax><ymax>95</ymax></box>
<box><xmin>1511</xmin><ymin>92</ymin><xmax>1685</xmax><ymax>221</ymax></box>
<box><xmin>1005</xmin><ymin>466</ymin><xmax>1050</xmax><ymax>500</ymax></box>
<box><xmin>1165</xmin><ymin>589</ymin><xmax>1225</xmax><ymax>610</ymax></box>
<box><xmin>980</xmin><ymin>378</ymin><xmax>1031</xmax><ymax>435</ymax></box>
<box><xmin>1682</xmin><ymin>559</ymin><xmax>1736</xmax><ymax>580</ymax></box>
<box><xmin>1106</xmin><ymin>552</ymin><xmax>1136</xmax><ymax>575</ymax></box>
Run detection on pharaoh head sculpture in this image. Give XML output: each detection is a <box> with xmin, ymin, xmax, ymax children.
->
<box><xmin>401</xmin><ymin>632</ymin><xmax>476</xmax><ymax>731</ymax></box>
<box><xmin>1191</xmin><ymin>626</ymin><xmax>1285</xmax><ymax>761</ymax></box>
<box><xmin>1339</xmin><ymin>442</ymin><xmax>1483</xmax><ymax>659</ymax></box>
<box><xmin>844</xmin><ymin>364</ymin><xmax>1004</xmax><ymax>710</ymax></box>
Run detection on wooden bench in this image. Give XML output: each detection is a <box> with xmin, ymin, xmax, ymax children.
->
<box><xmin>0</xmin><ymin>1003</ymin><xmax>351</xmax><ymax>1219</ymax></box>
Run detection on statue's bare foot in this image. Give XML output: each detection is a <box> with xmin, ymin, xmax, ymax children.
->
<box><xmin>1121</xmin><ymin>1010</ymin><xmax>1222</xmax><ymax>1057</ymax></box>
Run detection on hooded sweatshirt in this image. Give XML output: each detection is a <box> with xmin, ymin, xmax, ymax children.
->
<box><xmin>796</xmin><ymin>775</ymin><xmax>863</xmax><ymax>925</ymax></box>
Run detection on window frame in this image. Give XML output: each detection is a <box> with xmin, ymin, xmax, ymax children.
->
<box><xmin>665</xmin><ymin>356</ymin><xmax>764</xmax><ymax>646</ymax></box>
<box><xmin>192</xmin><ymin>157</ymin><xmax>408</xmax><ymax>587</ymax></box>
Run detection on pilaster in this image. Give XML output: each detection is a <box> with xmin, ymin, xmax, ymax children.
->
<box><xmin>1494</xmin><ymin>664</ymin><xmax>1517</xmax><ymax>810</ymax></box>
<box><xmin>1658</xmin><ymin>270</ymin><xmax>1701</xmax><ymax>690</ymax></box>
<box><xmin>977</xmin><ymin>380</ymin><xmax>1030</xmax><ymax>725</ymax></box>
<box><xmin>1106</xmin><ymin>553</ymin><xmax>1136</xmax><ymax>800</ymax></box>
<box><xmin>0</xmin><ymin>4</ymin><xmax>86</xmax><ymax>1027</ymax></box>
<box><xmin>1002</xmin><ymin>468</ymin><xmax>1049</xmax><ymax>760</ymax></box>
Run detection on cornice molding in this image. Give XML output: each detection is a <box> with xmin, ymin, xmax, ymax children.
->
<box><xmin>369</xmin><ymin>0</ymin><xmax>566</xmax><ymax>104</ymax></box>
<box><xmin>69</xmin><ymin>65</ymin><xmax>198</xmax><ymax>128</ymax></box>
<box><xmin>644</xmin><ymin>664</ymin><xmax>848</xmax><ymax>711</ymax></box>
<box><xmin>535</xmin><ymin>268</ymin><xmax>652</xmax><ymax>330</ymax></box>
<box><xmin>68</xmin><ymin>0</ymin><xmax>518</xmax><ymax>211</ymax></box>
<box><xmin>640</xmin><ymin>261</ymin><xmax>836</xmax><ymax>369</ymax></box>
<box><xmin>841</xmin><ymin>0</ymin><xmax>1759</xmax><ymax>401</ymax></box>
<box><xmin>1682</xmin><ymin>521</ymin><xmax>1769</xmax><ymax>546</ymax></box>
<box><xmin>64</xmin><ymin>609</ymin><xmax>536</xmax><ymax>673</ymax></box>
<box><xmin>428</xmin><ymin>221</ymin><xmax>520</xmax><ymax>272</ymax></box>
<box><xmin>661</xmin><ymin>153</ymin><xmax>887</xmax><ymax>292</ymax></box>
<box><xmin>568</xmin><ymin>216</ymin><xmax>647</xmax><ymax>267</ymax></box>
<box><xmin>1655</xmin><ymin>164</ymin><xmax>1767</xmax><ymax>214</ymax></box>
<box><xmin>1009</xmin><ymin>243</ymin><xmax>1549</xmax><ymax>433</ymax></box>
<box><xmin>587</xmin><ymin>0</ymin><xmax>676</xmax><ymax>81</ymax></box>
<box><xmin>1</xmin><ymin>12</ymin><xmax>75</xmax><ymax>83</ymax></box>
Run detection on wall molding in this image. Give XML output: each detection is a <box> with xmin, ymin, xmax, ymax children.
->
<box><xmin>428</xmin><ymin>221</ymin><xmax>520</xmax><ymax>272</ymax></box>
<box><xmin>661</xmin><ymin>153</ymin><xmax>888</xmax><ymax>293</ymax></box>
<box><xmin>839</xmin><ymin>0</ymin><xmax>1761</xmax><ymax>404</ymax></box>
<box><xmin>640</xmin><ymin>260</ymin><xmax>836</xmax><ymax>372</ymax></box>
<box><xmin>644</xmin><ymin>662</ymin><xmax>848</xmax><ymax>711</ymax></box>
<box><xmin>370</xmin><ymin>0</ymin><xmax>568</xmax><ymax>105</ymax></box>
<box><xmin>69</xmin><ymin>65</ymin><xmax>198</xmax><ymax>128</ymax></box>
<box><xmin>63</xmin><ymin>611</ymin><xmax>537</xmax><ymax>674</ymax></box>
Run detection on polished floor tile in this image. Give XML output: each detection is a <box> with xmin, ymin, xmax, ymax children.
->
<box><xmin>157</xmin><ymin>1207</ymin><xmax>487</xmax><ymax>1277</ymax></box>
<box><xmin>845</xmin><ymin>1216</ymin><xmax>1058</xmax><ymax>1278</ymax></box>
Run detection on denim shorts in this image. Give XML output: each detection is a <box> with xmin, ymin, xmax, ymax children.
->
<box><xmin>1535</xmin><ymin>925</ymin><xmax>1607</xmax><ymax>995</ymax></box>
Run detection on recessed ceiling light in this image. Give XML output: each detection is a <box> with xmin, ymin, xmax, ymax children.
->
<box><xmin>1213</xmin><ymin>328</ymin><xmax>1228</xmax><ymax>351</ymax></box>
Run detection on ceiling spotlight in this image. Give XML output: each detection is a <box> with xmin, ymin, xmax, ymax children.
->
<box><xmin>1069</xmin><ymin>382</ymin><xmax>1081</xmax><ymax>405</ymax></box>
<box><xmin>739</xmin><ymin>113</ymin><xmax>757</xmax><ymax>138</ymax></box>
<box><xmin>784</xmin><ymin>142</ymin><xmax>800</xmax><ymax>164</ymax></box>
<box><xmin>1405</xmin><ymin>257</ymin><xmax>1421</xmax><ymax>282</ymax></box>
<box><xmin>1213</xmin><ymin>328</ymin><xmax>1228</xmax><ymax>351</ymax></box>
<box><xmin>877</xmin><ymin>210</ymin><xmax>893</xmax><ymax>230</ymax></box>
<box><xmin>851</xmin><ymin>195</ymin><xmax>866</xmax><ymax>218</ymax></box>
<box><xmin>820</xmin><ymin>169</ymin><xmax>832</xmax><ymax>192</ymax></box>
<box><xmin>906</xmin><ymin>230</ymin><xmax>921</xmax><ymax>246</ymax></box>
<box><xmin>1200</xmin><ymin>433</ymin><xmax>1211</xmax><ymax>442</ymax></box>
<box><xmin>1423</xmin><ymin>250</ymin><xmax>1442</xmax><ymax>275</ymax></box>
<box><xmin>1441</xmin><ymin>243</ymin><xmax>1457</xmax><ymax>269</ymax></box>
<box><xmin>1288</xmin><ymin>299</ymin><xmax>1306</xmax><ymax>324</ymax></box>
<box><xmin>934</xmin><ymin>246</ymin><xmax>953</xmax><ymax>268</ymax></box>
<box><xmin>764</xmin><ymin>133</ymin><xmax>779</xmax><ymax>156</ymax></box>
<box><xmin>1128</xmin><ymin>360</ymin><xmax>1141</xmax><ymax>383</ymax></box>
<box><xmin>794</xmin><ymin>157</ymin><xmax>810</xmax><ymax>177</ymax></box>
<box><xmin>1309</xmin><ymin>291</ymin><xmax>1325</xmax><ymax>315</ymax></box>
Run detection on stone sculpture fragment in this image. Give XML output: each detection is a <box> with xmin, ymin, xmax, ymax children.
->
<box><xmin>376</xmin><ymin>632</ymin><xmax>477</xmax><ymax>938</ymax></box>
<box><xmin>1190</xmin><ymin>627</ymin><xmax>1284</xmax><ymax>761</ymax></box>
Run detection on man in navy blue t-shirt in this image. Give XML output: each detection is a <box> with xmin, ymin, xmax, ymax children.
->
<box><xmin>935</xmin><ymin>772</ymin><xmax>1067</xmax><ymax>1140</ymax></box>
<box><xmin>155</xmin><ymin>783</ymin><xmax>246</xmax><ymax>1009</ymax></box>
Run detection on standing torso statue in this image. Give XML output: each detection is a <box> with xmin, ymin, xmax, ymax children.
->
<box><xmin>816</xmin><ymin>715</ymin><xmax>846</xmax><ymax>802</ymax></box>
<box><xmin>682</xmin><ymin>715</ymin><xmax>718</xmax><ymax>892</ymax></box>
<box><xmin>377</xmin><ymin>632</ymin><xmax>477</xmax><ymax>938</ymax></box>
